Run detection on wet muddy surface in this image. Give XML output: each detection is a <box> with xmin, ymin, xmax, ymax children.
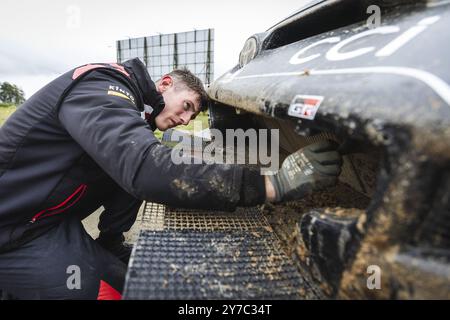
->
<box><xmin>262</xmin><ymin>182</ymin><xmax>370</xmax><ymax>255</ymax></box>
<box><xmin>260</xmin><ymin>182</ymin><xmax>370</xmax><ymax>297</ymax></box>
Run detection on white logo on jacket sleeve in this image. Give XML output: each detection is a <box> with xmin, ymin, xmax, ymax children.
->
<box><xmin>107</xmin><ymin>85</ymin><xmax>136</xmax><ymax>104</ymax></box>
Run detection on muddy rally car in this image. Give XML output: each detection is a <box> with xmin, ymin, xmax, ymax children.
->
<box><xmin>207</xmin><ymin>0</ymin><xmax>450</xmax><ymax>299</ymax></box>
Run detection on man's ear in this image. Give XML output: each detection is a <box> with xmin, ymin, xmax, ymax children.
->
<box><xmin>157</xmin><ymin>75</ymin><xmax>173</xmax><ymax>93</ymax></box>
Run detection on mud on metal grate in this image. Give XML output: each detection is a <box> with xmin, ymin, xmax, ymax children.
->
<box><xmin>163</xmin><ymin>206</ymin><xmax>270</xmax><ymax>231</ymax></box>
<box><xmin>142</xmin><ymin>202</ymin><xmax>270</xmax><ymax>232</ymax></box>
<box><xmin>141</xmin><ymin>202</ymin><xmax>166</xmax><ymax>230</ymax></box>
<box><xmin>123</xmin><ymin>229</ymin><xmax>306</xmax><ymax>300</ymax></box>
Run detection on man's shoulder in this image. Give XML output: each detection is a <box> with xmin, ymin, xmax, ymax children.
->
<box><xmin>68</xmin><ymin>68</ymin><xmax>142</xmax><ymax>108</ymax></box>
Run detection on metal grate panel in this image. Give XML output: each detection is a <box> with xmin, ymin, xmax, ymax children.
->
<box><xmin>163</xmin><ymin>206</ymin><xmax>270</xmax><ymax>231</ymax></box>
<box><xmin>141</xmin><ymin>202</ymin><xmax>165</xmax><ymax>231</ymax></box>
<box><xmin>142</xmin><ymin>202</ymin><xmax>271</xmax><ymax>232</ymax></box>
<box><xmin>123</xmin><ymin>229</ymin><xmax>307</xmax><ymax>300</ymax></box>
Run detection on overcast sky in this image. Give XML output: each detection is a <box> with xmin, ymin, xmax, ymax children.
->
<box><xmin>0</xmin><ymin>0</ymin><xmax>310</xmax><ymax>98</ymax></box>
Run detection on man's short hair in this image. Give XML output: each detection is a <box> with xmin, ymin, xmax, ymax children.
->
<box><xmin>167</xmin><ymin>68</ymin><xmax>209</xmax><ymax>112</ymax></box>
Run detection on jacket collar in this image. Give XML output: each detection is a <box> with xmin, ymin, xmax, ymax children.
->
<box><xmin>122</xmin><ymin>58</ymin><xmax>165</xmax><ymax>129</ymax></box>
<box><xmin>123</xmin><ymin>58</ymin><xmax>165</xmax><ymax>107</ymax></box>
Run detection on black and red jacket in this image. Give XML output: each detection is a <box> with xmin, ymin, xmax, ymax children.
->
<box><xmin>0</xmin><ymin>58</ymin><xmax>266</xmax><ymax>252</ymax></box>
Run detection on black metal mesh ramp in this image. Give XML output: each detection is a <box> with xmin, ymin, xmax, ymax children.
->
<box><xmin>123</xmin><ymin>229</ymin><xmax>306</xmax><ymax>300</ymax></box>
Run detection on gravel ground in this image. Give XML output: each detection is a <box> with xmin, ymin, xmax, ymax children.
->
<box><xmin>82</xmin><ymin>202</ymin><xmax>145</xmax><ymax>244</ymax></box>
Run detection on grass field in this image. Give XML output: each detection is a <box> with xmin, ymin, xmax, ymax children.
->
<box><xmin>0</xmin><ymin>104</ymin><xmax>17</xmax><ymax>126</ymax></box>
<box><xmin>153</xmin><ymin>111</ymin><xmax>210</xmax><ymax>140</ymax></box>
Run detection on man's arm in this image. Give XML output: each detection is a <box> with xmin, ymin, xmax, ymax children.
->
<box><xmin>58</xmin><ymin>70</ymin><xmax>266</xmax><ymax>211</ymax></box>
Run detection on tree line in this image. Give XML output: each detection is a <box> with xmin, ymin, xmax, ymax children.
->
<box><xmin>0</xmin><ymin>82</ymin><xmax>26</xmax><ymax>105</ymax></box>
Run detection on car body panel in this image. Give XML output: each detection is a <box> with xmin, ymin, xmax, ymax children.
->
<box><xmin>210</xmin><ymin>1</ymin><xmax>450</xmax><ymax>157</ymax></box>
<box><xmin>208</xmin><ymin>0</ymin><xmax>450</xmax><ymax>299</ymax></box>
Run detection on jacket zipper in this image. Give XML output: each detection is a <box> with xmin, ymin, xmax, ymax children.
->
<box><xmin>29</xmin><ymin>184</ymin><xmax>88</xmax><ymax>224</ymax></box>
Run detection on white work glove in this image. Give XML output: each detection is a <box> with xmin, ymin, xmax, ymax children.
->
<box><xmin>268</xmin><ymin>140</ymin><xmax>342</xmax><ymax>203</ymax></box>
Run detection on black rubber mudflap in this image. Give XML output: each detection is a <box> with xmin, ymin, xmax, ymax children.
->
<box><xmin>123</xmin><ymin>229</ymin><xmax>306</xmax><ymax>299</ymax></box>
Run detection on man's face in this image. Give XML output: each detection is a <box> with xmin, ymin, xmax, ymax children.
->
<box><xmin>154</xmin><ymin>75</ymin><xmax>201</xmax><ymax>131</ymax></box>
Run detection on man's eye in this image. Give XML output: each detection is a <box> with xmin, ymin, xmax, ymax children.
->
<box><xmin>183</xmin><ymin>102</ymin><xmax>189</xmax><ymax>111</ymax></box>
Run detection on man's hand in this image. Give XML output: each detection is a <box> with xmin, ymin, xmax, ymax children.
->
<box><xmin>266</xmin><ymin>140</ymin><xmax>342</xmax><ymax>203</ymax></box>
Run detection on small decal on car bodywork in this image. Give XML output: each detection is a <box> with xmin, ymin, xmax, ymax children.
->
<box><xmin>288</xmin><ymin>95</ymin><xmax>324</xmax><ymax>120</ymax></box>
